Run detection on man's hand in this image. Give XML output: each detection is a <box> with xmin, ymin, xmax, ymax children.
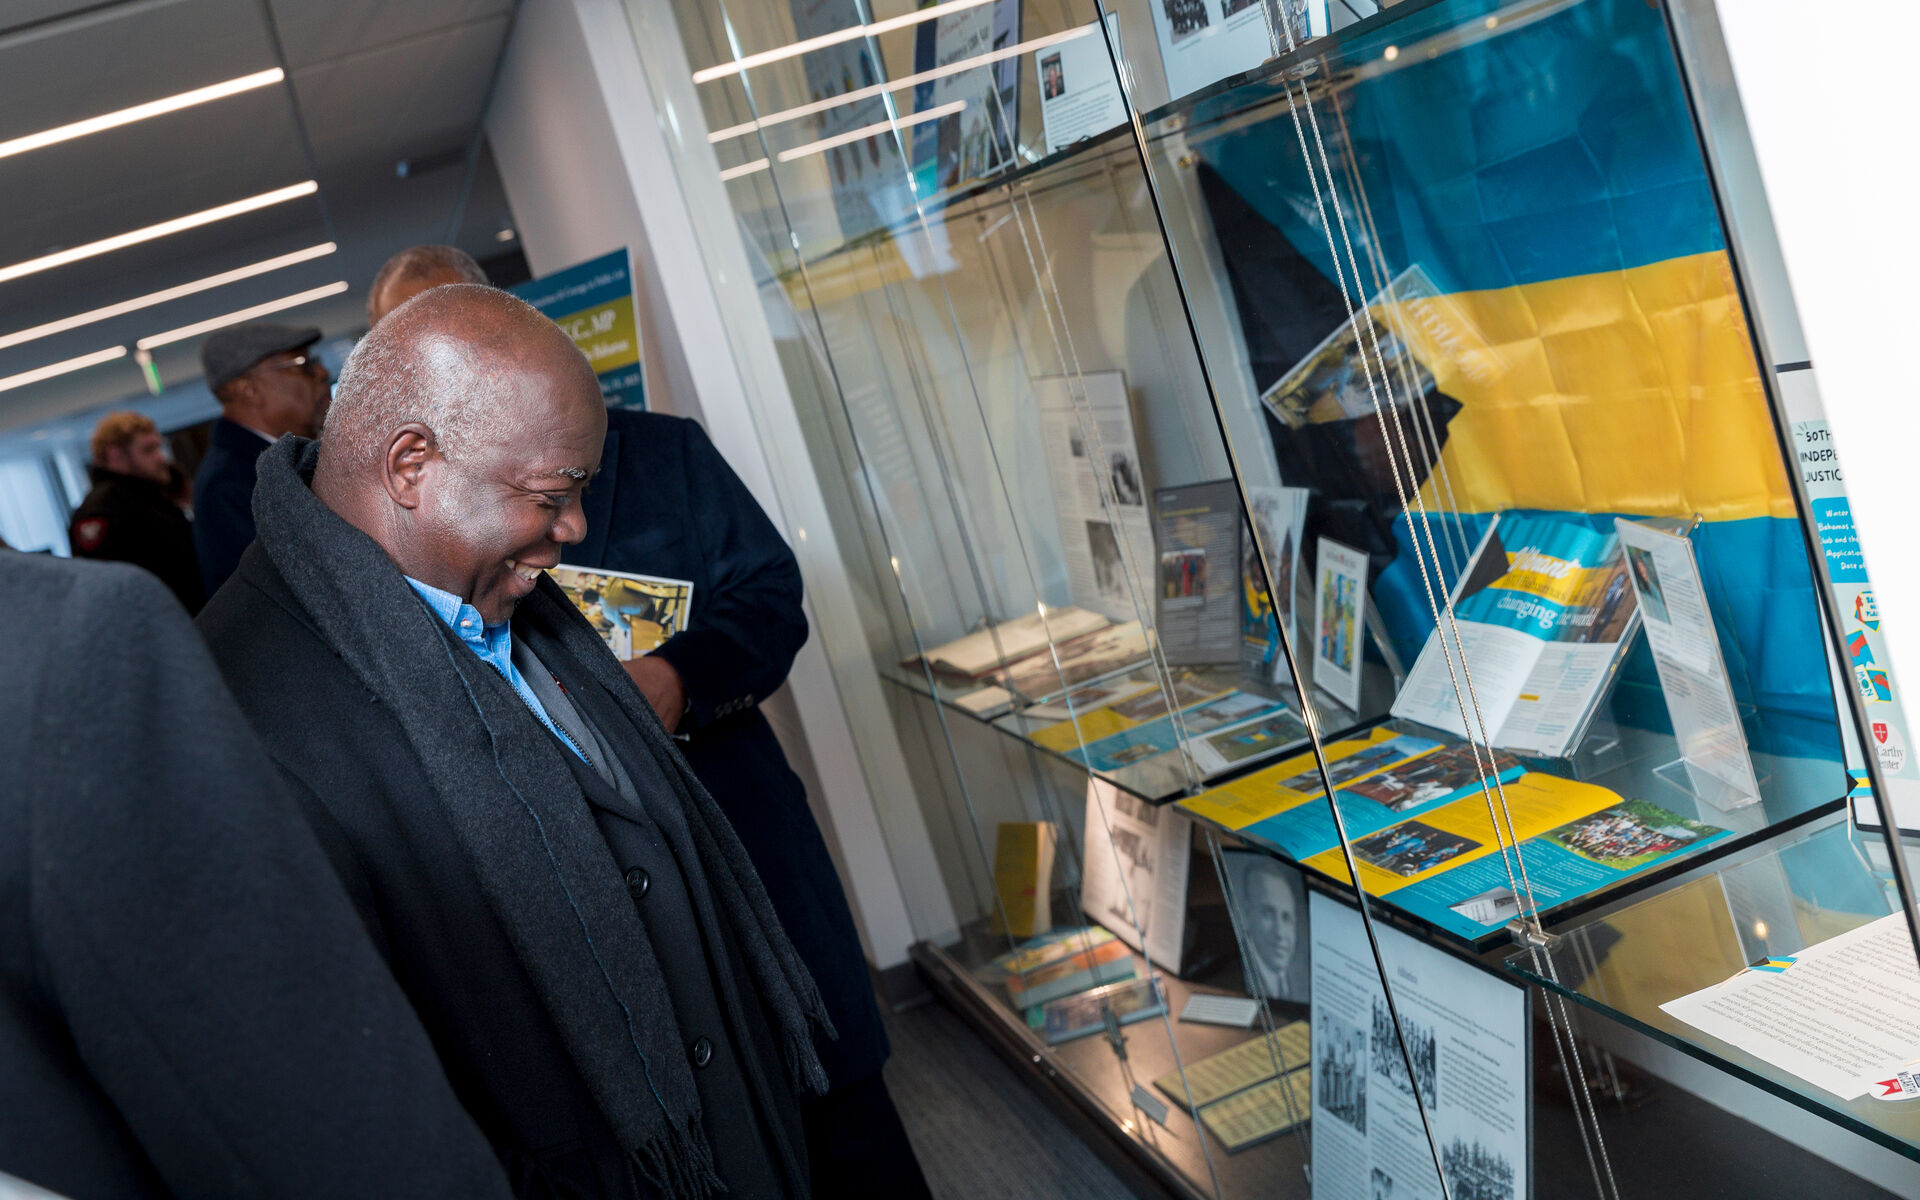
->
<box><xmin>625</xmin><ymin>654</ymin><xmax>688</xmax><ymax>733</ymax></box>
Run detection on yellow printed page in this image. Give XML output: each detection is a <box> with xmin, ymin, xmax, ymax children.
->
<box><xmin>1198</xmin><ymin>1068</ymin><xmax>1313</xmax><ymax>1150</ymax></box>
<box><xmin>1028</xmin><ymin>709</ymin><xmax>1138</xmax><ymax>752</ymax></box>
<box><xmin>1179</xmin><ymin>726</ymin><xmax>1405</xmax><ymax>830</ymax></box>
<box><xmin>1154</xmin><ymin>1021</ymin><xmax>1310</xmax><ymax>1109</ymax></box>
<box><xmin>1306</xmin><ymin>772</ymin><xmax>1621</xmax><ymax>894</ymax></box>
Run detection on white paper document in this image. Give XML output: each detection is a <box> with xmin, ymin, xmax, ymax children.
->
<box><xmin>1661</xmin><ymin>913</ymin><xmax>1920</xmax><ymax>1100</ymax></box>
<box><xmin>1615</xmin><ymin>519</ymin><xmax>1761</xmax><ymax>807</ymax></box>
<box><xmin>1038</xmin><ymin>17</ymin><xmax>1129</xmax><ymax>156</ymax></box>
<box><xmin>1310</xmin><ymin>892</ymin><xmax>1529</xmax><ymax>1200</ymax></box>
<box><xmin>1083</xmin><ymin>778</ymin><xmax>1191</xmax><ymax>971</ymax></box>
<box><xmin>1033</xmin><ymin>374</ymin><xmax>1156</xmax><ymax>624</ymax></box>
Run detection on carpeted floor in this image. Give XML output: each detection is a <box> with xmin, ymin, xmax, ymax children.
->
<box><xmin>883</xmin><ymin>999</ymin><xmax>1146</xmax><ymax>1200</ymax></box>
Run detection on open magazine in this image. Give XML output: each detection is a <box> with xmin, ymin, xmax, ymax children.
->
<box><xmin>1390</xmin><ymin>513</ymin><xmax>1639</xmax><ymax>757</ymax></box>
<box><xmin>548</xmin><ymin>565</ymin><xmax>694</xmax><ymax>660</ymax></box>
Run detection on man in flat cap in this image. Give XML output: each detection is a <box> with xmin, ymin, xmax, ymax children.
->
<box><xmin>193</xmin><ymin>323</ymin><xmax>331</xmax><ymax>598</ymax></box>
<box><xmin>197</xmin><ymin>284</ymin><xmax>829</xmax><ymax>1199</ymax></box>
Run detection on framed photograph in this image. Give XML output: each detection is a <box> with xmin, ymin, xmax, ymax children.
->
<box><xmin>1313</xmin><ymin>536</ymin><xmax>1369</xmax><ymax>711</ymax></box>
<box><xmin>1222</xmin><ymin>849</ymin><xmax>1309</xmax><ymax>1003</ymax></box>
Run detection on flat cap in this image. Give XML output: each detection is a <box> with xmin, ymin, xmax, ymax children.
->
<box><xmin>200</xmin><ymin>322</ymin><xmax>321</xmax><ymax>392</ymax></box>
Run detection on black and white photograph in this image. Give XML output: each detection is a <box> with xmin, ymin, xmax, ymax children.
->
<box><xmin>1161</xmin><ymin>0</ymin><xmax>1210</xmax><ymax>43</ymax></box>
<box><xmin>1370</xmin><ymin>997</ymin><xmax>1437</xmax><ymax>1108</ymax></box>
<box><xmin>1087</xmin><ymin>519</ymin><xmax>1125</xmax><ymax>597</ymax></box>
<box><xmin>1442</xmin><ymin>1137</ymin><xmax>1517</xmax><ymax>1200</ymax></box>
<box><xmin>1108</xmin><ymin>449</ymin><xmax>1144</xmax><ymax>506</ymax></box>
<box><xmin>1371</xmin><ymin>1167</ymin><xmax>1397</xmax><ymax>1200</ymax></box>
<box><xmin>1222</xmin><ymin>850</ymin><xmax>1309</xmax><ymax>1002</ymax></box>
<box><xmin>1316</xmin><ymin>1012</ymin><xmax>1368</xmax><ymax>1135</ymax></box>
<box><xmin>1222</xmin><ymin>0</ymin><xmax>1261</xmax><ymax>15</ymax></box>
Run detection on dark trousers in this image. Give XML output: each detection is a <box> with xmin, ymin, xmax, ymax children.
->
<box><xmin>802</xmin><ymin>1071</ymin><xmax>932</xmax><ymax>1200</ymax></box>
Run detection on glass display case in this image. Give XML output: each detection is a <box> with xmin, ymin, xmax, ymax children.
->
<box><xmin>622</xmin><ymin>0</ymin><xmax>1920</xmax><ymax>1196</ymax></box>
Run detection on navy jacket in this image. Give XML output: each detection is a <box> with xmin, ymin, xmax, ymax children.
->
<box><xmin>0</xmin><ymin>553</ymin><xmax>510</xmax><ymax>1199</ymax></box>
<box><xmin>193</xmin><ymin>417</ymin><xmax>270</xmax><ymax>598</ymax></box>
<box><xmin>569</xmin><ymin>410</ymin><xmax>889</xmax><ymax>1090</ymax></box>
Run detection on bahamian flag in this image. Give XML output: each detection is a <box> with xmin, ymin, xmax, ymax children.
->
<box><xmin>1191</xmin><ymin>0</ymin><xmax>1835</xmax><ymax>757</ymax></box>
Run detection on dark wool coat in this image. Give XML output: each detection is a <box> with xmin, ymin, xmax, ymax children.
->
<box><xmin>196</xmin><ymin>538</ymin><xmax>809</xmax><ymax>1198</ymax></box>
<box><xmin>0</xmin><ymin>552</ymin><xmax>509</xmax><ymax>1199</ymax></box>
<box><xmin>570</xmin><ymin>410</ymin><xmax>889</xmax><ymax>1090</ymax></box>
<box><xmin>192</xmin><ymin>416</ymin><xmax>269</xmax><ymax>598</ymax></box>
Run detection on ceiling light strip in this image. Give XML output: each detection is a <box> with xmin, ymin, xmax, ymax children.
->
<box><xmin>708</xmin><ymin>24</ymin><xmax>1096</xmax><ymax>144</ymax></box>
<box><xmin>137</xmin><ymin>281</ymin><xmax>349</xmax><ymax>350</ymax></box>
<box><xmin>718</xmin><ymin>159</ymin><xmax>771</xmax><ymax>181</ymax></box>
<box><xmin>0</xmin><ymin>182</ymin><xmax>319</xmax><ymax>286</ymax></box>
<box><xmin>0</xmin><ymin>68</ymin><xmax>286</xmax><ymax>161</ymax></box>
<box><xmin>775</xmin><ymin>100</ymin><xmax>964</xmax><ymax>163</ymax></box>
<box><xmin>0</xmin><ymin>243</ymin><xmax>337</xmax><ymax>353</ymax></box>
<box><xmin>0</xmin><ymin>346</ymin><xmax>126</xmax><ymax>395</ymax></box>
<box><xmin>691</xmin><ymin>0</ymin><xmax>994</xmax><ymax>84</ymax></box>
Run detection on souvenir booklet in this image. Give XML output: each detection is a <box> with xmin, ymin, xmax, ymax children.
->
<box><xmin>549</xmin><ymin>565</ymin><xmax>693</xmax><ymax>660</ymax></box>
<box><xmin>1028</xmin><ymin>976</ymin><xmax>1167</xmax><ymax>1045</ymax></box>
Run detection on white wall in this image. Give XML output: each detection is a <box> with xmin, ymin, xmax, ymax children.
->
<box><xmin>1714</xmin><ymin>3</ymin><xmax>1920</xmax><ymax>713</ymax></box>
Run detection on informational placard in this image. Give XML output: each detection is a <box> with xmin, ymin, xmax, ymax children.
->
<box><xmin>1787</xmin><ymin>395</ymin><xmax>1920</xmax><ymax>833</ymax></box>
<box><xmin>1038</xmin><ymin>17</ymin><xmax>1128</xmax><ymax>155</ymax></box>
<box><xmin>1155</xmin><ymin>479</ymin><xmax>1243</xmax><ymax>666</ymax></box>
<box><xmin>1310</xmin><ymin>891</ymin><xmax>1529</xmax><ymax>1200</ymax></box>
<box><xmin>1661</xmin><ymin>912</ymin><xmax>1920</xmax><ymax>1101</ymax></box>
<box><xmin>1033</xmin><ymin>373</ymin><xmax>1156</xmax><ymax>623</ymax></box>
<box><xmin>508</xmin><ymin>250</ymin><xmax>645</xmax><ymax>409</ymax></box>
<box><xmin>1314</xmin><ymin>537</ymin><xmax>1370</xmax><ymax>712</ymax></box>
<box><xmin>910</xmin><ymin>0</ymin><xmax>1020</xmax><ymax>195</ymax></box>
<box><xmin>1147</xmin><ymin>0</ymin><xmax>1277</xmax><ymax>103</ymax></box>
<box><xmin>1243</xmin><ymin>485</ymin><xmax>1309</xmax><ymax>685</ymax></box>
<box><xmin>1614</xmin><ymin>519</ymin><xmax>1762</xmax><ymax>809</ymax></box>
<box><xmin>1083</xmin><ymin>777</ymin><xmax>1191</xmax><ymax>970</ymax></box>
<box><xmin>1391</xmin><ymin>514</ymin><xmax>1638</xmax><ymax>757</ymax></box>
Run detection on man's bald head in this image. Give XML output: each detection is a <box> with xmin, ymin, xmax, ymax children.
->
<box><xmin>367</xmin><ymin>244</ymin><xmax>489</xmax><ymax>327</ymax></box>
<box><xmin>316</xmin><ymin>284</ymin><xmax>606</xmax><ymax>623</ymax></box>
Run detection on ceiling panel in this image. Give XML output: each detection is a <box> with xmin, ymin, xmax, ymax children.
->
<box><xmin>0</xmin><ymin>92</ymin><xmax>310</xmax><ymax>266</ymax></box>
<box><xmin>291</xmin><ymin>14</ymin><xmax>509</xmax><ymax>172</ymax></box>
<box><xmin>0</xmin><ymin>0</ymin><xmax>277</xmax><ymax>143</ymax></box>
<box><xmin>267</xmin><ymin>0</ymin><xmax>510</xmax><ymax>71</ymax></box>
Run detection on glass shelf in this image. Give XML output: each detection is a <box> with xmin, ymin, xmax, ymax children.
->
<box><xmin>1503</xmin><ymin>815</ymin><xmax>1920</xmax><ymax>1160</ymax></box>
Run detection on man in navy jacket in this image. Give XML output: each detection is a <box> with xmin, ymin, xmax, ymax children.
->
<box><xmin>193</xmin><ymin>323</ymin><xmax>332</xmax><ymax>597</ymax></box>
<box><xmin>368</xmin><ymin>249</ymin><xmax>928</xmax><ymax>1198</ymax></box>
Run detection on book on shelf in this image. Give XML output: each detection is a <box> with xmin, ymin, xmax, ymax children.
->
<box><xmin>1027</xmin><ymin>976</ymin><xmax>1167</xmax><ymax>1045</ymax></box>
<box><xmin>1005</xmin><ymin>937</ymin><xmax>1135</xmax><ymax>1010</ymax></box>
<box><xmin>987</xmin><ymin>822</ymin><xmax>1057</xmax><ymax>938</ymax></box>
<box><xmin>910</xmin><ymin>607</ymin><xmax>1111</xmax><ymax>679</ymax></box>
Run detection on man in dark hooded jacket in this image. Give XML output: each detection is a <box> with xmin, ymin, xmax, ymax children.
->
<box><xmin>0</xmin><ymin>551</ymin><xmax>511</xmax><ymax>1199</ymax></box>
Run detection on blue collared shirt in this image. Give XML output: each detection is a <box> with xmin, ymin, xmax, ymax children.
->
<box><xmin>405</xmin><ymin>576</ymin><xmax>587</xmax><ymax>763</ymax></box>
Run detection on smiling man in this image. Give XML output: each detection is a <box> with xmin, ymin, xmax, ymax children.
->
<box><xmin>195</xmin><ymin>286</ymin><xmax>829</xmax><ymax>1200</ymax></box>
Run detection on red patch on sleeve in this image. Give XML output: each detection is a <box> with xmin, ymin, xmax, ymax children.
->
<box><xmin>72</xmin><ymin>517</ymin><xmax>108</xmax><ymax>551</ymax></box>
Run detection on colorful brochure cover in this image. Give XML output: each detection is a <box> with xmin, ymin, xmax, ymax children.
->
<box><xmin>1028</xmin><ymin>977</ymin><xmax>1168</xmax><ymax>1045</ymax></box>
<box><xmin>1026</xmin><ymin>673</ymin><xmax>1227</xmax><ymax>753</ymax></box>
<box><xmin>1305</xmin><ymin>775</ymin><xmax>1731</xmax><ymax>940</ymax></box>
<box><xmin>550</xmin><ymin>565</ymin><xmax>693</xmax><ymax>660</ymax></box>
<box><xmin>1066</xmin><ymin>689</ymin><xmax>1283</xmax><ymax>772</ymax></box>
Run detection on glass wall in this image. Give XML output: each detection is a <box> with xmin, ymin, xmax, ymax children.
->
<box><xmin>620</xmin><ymin>0</ymin><xmax>1920</xmax><ymax>1196</ymax></box>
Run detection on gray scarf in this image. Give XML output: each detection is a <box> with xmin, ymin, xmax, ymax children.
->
<box><xmin>251</xmin><ymin>437</ymin><xmax>831</xmax><ymax>1198</ymax></box>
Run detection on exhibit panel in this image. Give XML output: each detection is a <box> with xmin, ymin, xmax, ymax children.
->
<box><xmin>623</xmin><ymin>0</ymin><xmax>1920</xmax><ymax>1195</ymax></box>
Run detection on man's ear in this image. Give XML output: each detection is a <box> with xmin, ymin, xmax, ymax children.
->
<box><xmin>382</xmin><ymin>424</ymin><xmax>438</xmax><ymax>510</ymax></box>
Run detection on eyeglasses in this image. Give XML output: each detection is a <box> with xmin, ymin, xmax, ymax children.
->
<box><xmin>259</xmin><ymin>353</ymin><xmax>322</xmax><ymax>375</ymax></box>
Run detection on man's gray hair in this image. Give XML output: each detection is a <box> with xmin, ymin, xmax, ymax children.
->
<box><xmin>366</xmin><ymin>245</ymin><xmax>490</xmax><ymax>325</ymax></box>
<box><xmin>324</xmin><ymin>284</ymin><xmax>534</xmax><ymax>470</ymax></box>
